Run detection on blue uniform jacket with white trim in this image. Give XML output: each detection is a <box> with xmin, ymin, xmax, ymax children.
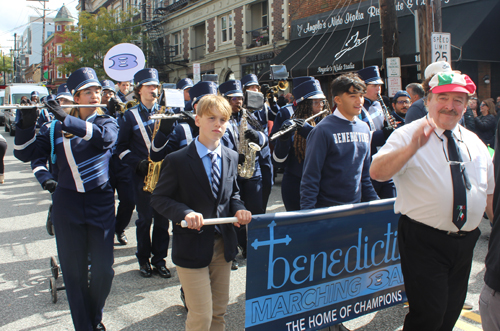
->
<box><xmin>116</xmin><ymin>102</ymin><xmax>158</xmax><ymax>170</ymax></box>
<box><xmin>30</xmin><ymin>122</ymin><xmax>58</xmax><ymax>186</ymax></box>
<box><xmin>150</xmin><ymin>122</ymin><xmax>199</xmax><ymax>163</ymax></box>
<box><xmin>222</xmin><ymin>110</ymin><xmax>268</xmax><ymax>179</ymax></box>
<box><xmin>14</xmin><ymin>113</ymin><xmax>118</xmax><ymax>193</ymax></box>
<box><xmin>270</xmin><ymin>104</ymin><xmax>296</xmax><ymax>144</ymax></box>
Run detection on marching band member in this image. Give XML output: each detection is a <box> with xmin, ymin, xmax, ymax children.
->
<box><xmin>272</xmin><ymin>79</ymin><xmax>329</xmax><ymax>211</ymax></box>
<box><xmin>101</xmin><ymin>79</ymin><xmax>135</xmax><ymax>245</ymax></box>
<box><xmin>150</xmin><ymin>81</ymin><xmax>218</xmax><ymax>163</ymax></box>
<box><xmin>116</xmin><ymin>81</ymin><xmax>131</xmax><ymax>102</ymax></box>
<box><xmin>241</xmin><ymin>74</ymin><xmax>274</xmax><ymax>212</ymax></box>
<box><xmin>357</xmin><ymin>66</ymin><xmax>396</xmax><ymax>199</ymax></box>
<box><xmin>14</xmin><ymin>67</ymin><xmax>118</xmax><ymax>331</ymax></box>
<box><xmin>116</xmin><ymin>68</ymin><xmax>171</xmax><ymax>278</ymax></box>
<box><xmin>300</xmin><ymin>73</ymin><xmax>379</xmax><ymax>210</ymax></box>
<box><xmin>151</xmin><ymin>95</ymin><xmax>251</xmax><ymax>331</ymax></box>
<box><xmin>100</xmin><ymin>80</ymin><xmax>116</xmax><ymax>116</ymax></box>
<box><xmin>173</xmin><ymin>78</ymin><xmax>194</xmax><ymax>113</ymax></box>
<box><xmin>219</xmin><ymin>80</ymin><xmax>267</xmax><ymax>265</ymax></box>
<box><xmin>270</xmin><ymin>76</ymin><xmax>314</xmax><ymax>140</ymax></box>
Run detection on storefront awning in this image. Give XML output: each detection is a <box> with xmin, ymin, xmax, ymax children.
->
<box><xmin>265</xmin><ymin>0</ymin><xmax>498</xmax><ymax>78</ymax></box>
<box><xmin>267</xmin><ymin>16</ymin><xmax>415</xmax><ymax>78</ymax></box>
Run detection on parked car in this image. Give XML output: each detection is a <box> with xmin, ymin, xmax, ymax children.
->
<box><xmin>3</xmin><ymin>84</ymin><xmax>49</xmax><ymax>136</ymax></box>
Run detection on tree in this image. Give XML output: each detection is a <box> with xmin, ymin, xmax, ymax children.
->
<box><xmin>0</xmin><ymin>53</ymin><xmax>13</xmax><ymax>84</ymax></box>
<box><xmin>62</xmin><ymin>8</ymin><xmax>143</xmax><ymax>79</ymax></box>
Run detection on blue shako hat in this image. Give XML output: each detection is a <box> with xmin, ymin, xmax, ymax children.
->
<box><xmin>31</xmin><ymin>91</ymin><xmax>39</xmax><ymax>97</ymax></box>
<box><xmin>293</xmin><ymin>80</ymin><xmax>326</xmax><ymax>104</ymax></box>
<box><xmin>177</xmin><ymin>78</ymin><xmax>194</xmax><ymax>90</ymax></box>
<box><xmin>219</xmin><ymin>80</ymin><xmax>244</xmax><ymax>97</ymax></box>
<box><xmin>56</xmin><ymin>83</ymin><xmax>74</xmax><ymax>101</ymax></box>
<box><xmin>241</xmin><ymin>74</ymin><xmax>259</xmax><ymax>87</ymax></box>
<box><xmin>292</xmin><ymin>76</ymin><xmax>314</xmax><ymax>87</ymax></box>
<box><xmin>134</xmin><ymin>68</ymin><xmax>160</xmax><ymax>87</ymax></box>
<box><xmin>100</xmin><ymin>80</ymin><xmax>116</xmax><ymax>93</ymax></box>
<box><xmin>189</xmin><ymin>81</ymin><xmax>218</xmax><ymax>107</ymax></box>
<box><xmin>393</xmin><ymin>90</ymin><xmax>410</xmax><ymax>101</ymax></box>
<box><xmin>67</xmin><ymin>67</ymin><xmax>101</xmax><ymax>95</ymax></box>
<box><xmin>357</xmin><ymin>66</ymin><xmax>384</xmax><ymax>85</ymax></box>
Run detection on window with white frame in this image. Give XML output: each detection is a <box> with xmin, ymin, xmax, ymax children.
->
<box><xmin>57</xmin><ymin>25</ymin><xmax>62</xmax><ymax>31</ymax></box>
<box><xmin>172</xmin><ymin>32</ymin><xmax>181</xmax><ymax>56</ymax></box>
<box><xmin>57</xmin><ymin>67</ymin><xmax>63</xmax><ymax>79</ymax></box>
<box><xmin>56</xmin><ymin>45</ymin><xmax>62</xmax><ymax>57</ymax></box>
<box><xmin>220</xmin><ymin>14</ymin><xmax>233</xmax><ymax>43</ymax></box>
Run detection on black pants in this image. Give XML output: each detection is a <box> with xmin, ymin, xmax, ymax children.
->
<box><xmin>398</xmin><ymin>215</ymin><xmax>480</xmax><ymax>331</ymax></box>
<box><xmin>0</xmin><ymin>137</ymin><xmax>6</xmax><ymax>174</ymax></box>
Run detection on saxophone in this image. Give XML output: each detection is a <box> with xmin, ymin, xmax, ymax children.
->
<box><xmin>143</xmin><ymin>105</ymin><xmax>165</xmax><ymax>193</ymax></box>
<box><xmin>237</xmin><ymin>108</ymin><xmax>261</xmax><ymax>179</ymax></box>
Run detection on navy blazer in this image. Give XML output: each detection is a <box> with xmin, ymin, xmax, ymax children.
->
<box><xmin>150</xmin><ymin>142</ymin><xmax>246</xmax><ymax>268</ymax></box>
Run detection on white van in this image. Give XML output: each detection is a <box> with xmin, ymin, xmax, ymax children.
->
<box><xmin>3</xmin><ymin>84</ymin><xmax>49</xmax><ymax>136</ymax></box>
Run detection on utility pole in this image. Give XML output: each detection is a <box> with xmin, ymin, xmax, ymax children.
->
<box><xmin>14</xmin><ymin>33</ymin><xmax>18</xmax><ymax>83</ymax></box>
<box><xmin>417</xmin><ymin>0</ymin><xmax>442</xmax><ymax>73</ymax></box>
<box><xmin>28</xmin><ymin>0</ymin><xmax>50</xmax><ymax>83</ymax></box>
<box><xmin>379</xmin><ymin>0</ymin><xmax>400</xmax><ymax>63</ymax></box>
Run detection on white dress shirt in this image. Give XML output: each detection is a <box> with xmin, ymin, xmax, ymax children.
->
<box><xmin>373</xmin><ymin>116</ymin><xmax>494</xmax><ymax>232</ymax></box>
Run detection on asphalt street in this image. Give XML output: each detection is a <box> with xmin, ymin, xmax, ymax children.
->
<box><xmin>0</xmin><ymin>132</ymin><xmax>490</xmax><ymax>331</ymax></box>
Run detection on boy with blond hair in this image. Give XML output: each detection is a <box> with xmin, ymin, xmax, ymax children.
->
<box><xmin>151</xmin><ymin>95</ymin><xmax>251</xmax><ymax>331</ymax></box>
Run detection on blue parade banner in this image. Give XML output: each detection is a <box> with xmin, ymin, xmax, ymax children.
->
<box><xmin>245</xmin><ymin>199</ymin><xmax>406</xmax><ymax>331</ymax></box>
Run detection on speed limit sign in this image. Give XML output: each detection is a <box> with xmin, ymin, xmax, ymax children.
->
<box><xmin>431</xmin><ymin>32</ymin><xmax>451</xmax><ymax>64</ymax></box>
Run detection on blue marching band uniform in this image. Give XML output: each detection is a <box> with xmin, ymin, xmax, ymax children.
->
<box><xmin>272</xmin><ymin>79</ymin><xmax>326</xmax><ymax>211</ymax></box>
<box><xmin>100</xmin><ymin>79</ymin><xmax>135</xmax><ymax>245</ymax></box>
<box><xmin>14</xmin><ymin>67</ymin><xmax>118</xmax><ymax>331</ymax></box>
<box><xmin>11</xmin><ymin>63</ymin><xmax>411</xmax><ymax>329</ymax></box>
<box><xmin>115</xmin><ymin>68</ymin><xmax>171</xmax><ymax>278</ymax></box>
<box><xmin>357</xmin><ymin>66</ymin><xmax>396</xmax><ymax>199</ymax></box>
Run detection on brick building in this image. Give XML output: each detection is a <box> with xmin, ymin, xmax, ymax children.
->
<box><xmin>42</xmin><ymin>5</ymin><xmax>76</xmax><ymax>92</ymax></box>
<box><xmin>273</xmin><ymin>0</ymin><xmax>500</xmax><ymax>100</ymax></box>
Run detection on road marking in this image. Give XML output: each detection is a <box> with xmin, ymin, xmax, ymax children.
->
<box><xmin>266</xmin><ymin>203</ymin><xmax>284</xmax><ymax>211</ymax></box>
<box><xmin>455</xmin><ymin>319</ymin><xmax>482</xmax><ymax>331</ymax></box>
<box><xmin>461</xmin><ymin>310</ymin><xmax>482</xmax><ymax>324</ymax></box>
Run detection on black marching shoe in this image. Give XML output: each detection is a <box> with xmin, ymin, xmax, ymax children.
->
<box><xmin>231</xmin><ymin>259</ymin><xmax>239</xmax><ymax>270</ymax></box>
<box><xmin>116</xmin><ymin>231</ymin><xmax>128</xmax><ymax>245</ymax></box>
<box><xmin>139</xmin><ymin>263</ymin><xmax>153</xmax><ymax>278</ymax></box>
<box><xmin>180</xmin><ymin>287</ymin><xmax>188</xmax><ymax>311</ymax></box>
<box><xmin>94</xmin><ymin>322</ymin><xmax>106</xmax><ymax>331</ymax></box>
<box><xmin>154</xmin><ymin>265</ymin><xmax>171</xmax><ymax>278</ymax></box>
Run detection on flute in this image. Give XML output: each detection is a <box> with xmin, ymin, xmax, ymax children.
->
<box><xmin>270</xmin><ymin>109</ymin><xmax>329</xmax><ymax>141</ymax></box>
<box><xmin>0</xmin><ymin>104</ymin><xmax>106</xmax><ymax>109</ymax></box>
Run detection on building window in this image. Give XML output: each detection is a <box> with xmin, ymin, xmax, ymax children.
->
<box><xmin>56</xmin><ymin>45</ymin><xmax>62</xmax><ymax>57</ymax></box>
<box><xmin>242</xmin><ymin>61</ymin><xmax>271</xmax><ymax>77</ymax></box>
<box><xmin>220</xmin><ymin>14</ymin><xmax>233</xmax><ymax>43</ymax></box>
<box><xmin>172</xmin><ymin>32</ymin><xmax>180</xmax><ymax>56</ymax></box>
<box><xmin>65</xmin><ymin>72</ymin><xmax>70</xmax><ymax>78</ymax></box>
<box><xmin>57</xmin><ymin>25</ymin><xmax>62</xmax><ymax>31</ymax></box>
<box><xmin>57</xmin><ymin>67</ymin><xmax>62</xmax><ymax>79</ymax></box>
<box><xmin>248</xmin><ymin>1</ymin><xmax>269</xmax><ymax>47</ymax></box>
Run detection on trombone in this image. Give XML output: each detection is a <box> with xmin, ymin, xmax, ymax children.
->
<box><xmin>0</xmin><ymin>104</ymin><xmax>106</xmax><ymax>109</ymax></box>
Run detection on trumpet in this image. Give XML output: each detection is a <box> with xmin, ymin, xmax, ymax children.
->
<box><xmin>270</xmin><ymin>109</ymin><xmax>329</xmax><ymax>141</ymax></box>
<box><xmin>266</xmin><ymin>80</ymin><xmax>288</xmax><ymax>98</ymax></box>
<box><xmin>0</xmin><ymin>104</ymin><xmax>106</xmax><ymax>109</ymax></box>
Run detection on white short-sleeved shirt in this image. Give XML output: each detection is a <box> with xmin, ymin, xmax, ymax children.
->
<box><xmin>373</xmin><ymin>116</ymin><xmax>494</xmax><ymax>232</ymax></box>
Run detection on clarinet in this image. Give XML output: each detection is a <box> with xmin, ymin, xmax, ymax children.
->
<box><xmin>377</xmin><ymin>93</ymin><xmax>395</xmax><ymax>129</ymax></box>
<box><xmin>270</xmin><ymin>109</ymin><xmax>329</xmax><ymax>141</ymax></box>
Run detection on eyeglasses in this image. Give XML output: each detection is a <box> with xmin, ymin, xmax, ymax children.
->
<box><xmin>396</xmin><ymin>100</ymin><xmax>411</xmax><ymax>105</ymax></box>
<box><xmin>231</xmin><ymin>97</ymin><xmax>243</xmax><ymax>101</ymax></box>
<box><xmin>480</xmin><ymin>103</ymin><xmax>487</xmax><ymax>107</ymax></box>
<box><xmin>312</xmin><ymin>100</ymin><xmax>325</xmax><ymax>105</ymax></box>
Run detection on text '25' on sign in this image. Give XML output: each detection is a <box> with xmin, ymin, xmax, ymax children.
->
<box><xmin>431</xmin><ymin>32</ymin><xmax>451</xmax><ymax>64</ymax></box>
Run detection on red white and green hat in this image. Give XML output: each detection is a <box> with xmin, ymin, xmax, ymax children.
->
<box><xmin>429</xmin><ymin>72</ymin><xmax>476</xmax><ymax>95</ymax></box>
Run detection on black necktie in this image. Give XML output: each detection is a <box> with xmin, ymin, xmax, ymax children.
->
<box><xmin>443</xmin><ymin>130</ymin><xmax>467</xmax><ymax>230</ymax></box>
